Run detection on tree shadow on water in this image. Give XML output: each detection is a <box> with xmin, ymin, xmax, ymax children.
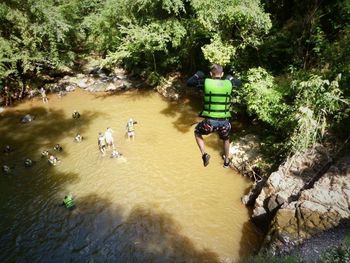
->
<box><xmin>160</xmin><ymin>93</ymin><xmax>203</xmax><ymax>134</ymax></box>
<box><xmin>0</xmin><ymin>107</ymin><xmax>101</xmax><ymax>160</ymax></box>
<box><xmin>0</xmin><ymin>106</ymin><xmax>101</xmax><ymax>262</ymax></box>
<box><xmin>112</xmin><ymin>204</ymin><xmax>220</xmax><ymax>263</ymax></box>
<box><xmin>2</xmin><ymin>194</ymin><xmax>221</xmax><ymax>262</ymax></box>
<box><xmin>93</xmin><ymin>88</ymin><xmax>155</xmax><ymax>101</ymax></box>
<box><xmin>238</xmin><ymin>221</ymin><xmax>264</xmax><ymax>260</ymax></box>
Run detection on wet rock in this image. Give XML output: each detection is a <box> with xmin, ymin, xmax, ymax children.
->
<box><xmin>105</xmin><ymin>83</ymin><xmax>117</xmax><ymax>91</ymax></box>
<box><xmin>251</xmin><ymin>144</ymin><xmax>331</xmax><ymax>223</ymax></box>
<box><xmin>76</xmin><ymin>73</ymin><xmax>85</xmax><ymax>79</ymax></box>
<box><xmin>113</xmin><ymin>67</ymin><xmax>128</xmax><ymax>79</ymax></box>
<box><xmin>27</xmin><ymin>90</ymin><xmax>39</xmax><ymax>98</ymax></box>
<box><xmin>77</xmin><ymin>79</ymin><xmax>89</xmax><ymax>88</ymax></box>
<box><xmin>241</xmin><ymin>178</ymin><xmax>266</xmax><ymax>206</ymax></box>
<box><xmin>155</xmin><ymin>72</ymin><xmax>182</xmax><ymax>101</ymax></box>
<box><xmin>65</xmin><ymin>85</ymin><xmax>76</xmax><ymax>92</ymax></box>
<box><xmin>85</xmin><ymin>82</ymin><xmax>108</xmax><ymax>92</ymax></box>
<box><xmin>230</xmin><ymin>134</ymin><xmax>262</xmax><ymax>180</ymax></box>
<box><xmin>259</xmin><ymin>154</ymin><xmax>350</xmax><ymax>256</ymax></box>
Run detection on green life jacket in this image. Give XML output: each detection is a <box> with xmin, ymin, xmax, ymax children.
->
<box><xmin>63</xmin><ymin>196</ymin><xmax>75</xmax><ymax>209</ymax></box>
<box><xmin>201</xmin><ymin>78</ymin><xmax>233</xmax><ymax>118</ymax></box>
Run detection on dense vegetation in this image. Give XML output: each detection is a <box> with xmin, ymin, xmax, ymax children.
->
<box><xmin>0</xmin><ymin>0</ymin><xmax>349</xmax><ymax>159</ymax></box>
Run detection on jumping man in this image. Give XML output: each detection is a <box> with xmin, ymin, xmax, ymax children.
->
<box><xmin>187</xmin><ymin>64</ymin><xmax>241</xmax><ymax>168</ymax></box>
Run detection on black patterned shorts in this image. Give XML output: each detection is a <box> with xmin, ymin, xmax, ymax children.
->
<box><xmin>194</xmin><ymin>118</ymin><xmax>231</xmax><ymax>140</ymax></box>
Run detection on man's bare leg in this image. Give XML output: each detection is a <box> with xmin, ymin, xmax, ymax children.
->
<box><xmin>223</xmin><ymin>139</ymin><xmax>230</xmax><ymax>167</ymax></box>
<box><xmin>195</xmin><ymin>133</ymin><xmax>210</xmax><ymax>166</ymax></box>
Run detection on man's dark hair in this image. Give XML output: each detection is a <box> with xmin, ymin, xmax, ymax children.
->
<box><xmin>210</xmin><ymin>64</ymin><xmax>223</xmax><ymax>75</ymax></box>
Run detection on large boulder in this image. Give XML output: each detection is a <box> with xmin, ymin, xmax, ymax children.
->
<box><xmin>230</xmin><ymin>134</ymin><xmax>262</xmax><ymax>180</ymax></box>
<box><xmin>260</xmin><ymin>155</ymin><xmax>350</xmax><ymax>255</ymax></box>
<box><xmin>155</xmin><ymin>72</ymin><xmax>182</xmax><ymax>101</ymax></box>
<box><xmin>251</xmin><ymin>144</ymin><xmax>331</xmax><ymax>224</ymax></box>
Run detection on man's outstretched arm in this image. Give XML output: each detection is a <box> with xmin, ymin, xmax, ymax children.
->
<box><xmin>187</xmin><ymin>71</ymin><xmax>205</xmax><ymax>88</ymax></box>
<box><xmin>226</xmin><ymin>74</ymin><xmax>242</xmax><ymax>87</ymax></box>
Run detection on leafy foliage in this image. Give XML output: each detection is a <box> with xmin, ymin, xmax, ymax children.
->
<box><xmin>290</xmin><ymin>73</ymin><xmax>347</xmax><ymax>152</ymax></box>
<box><xmin>241</xmin><ymin>67</ymin><xmax>291</xmax><ymax>129</ymax></box>
<box><xmin>318</xmin><ymin>243</ymin><xmax>350</xmax><ymax>263</ymax></box>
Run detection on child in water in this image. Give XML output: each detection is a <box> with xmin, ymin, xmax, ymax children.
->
<box><xmin>72</xmin><ymin>110</ymin><xmax>80</xmax><ymax>119</ymax></box>
<box><xmin>126</xmin><ymin>118</ymin><xmax>137</xmax><ymax>140</ymax></box>
<box><xmin>48</xmin><ymin>155</ymin><xmax>59</xmax><ymax>166</ymax></box>
<box><xmin>110</xmin><ymin>149</ymin><xmax>122</xmax><ymax>158</ymax></box>
<box><xmin>54</xmin><ymin>144</ymin><xmax>63</xmax><ymax>151</ymax></box>
<box><xmin>98</xmin><ymin>132</ymin><xmax>107</xmax><ymax>156</ymax></box>
<box><xmin>74</xmin><ymin>134</ymin><xmax>83</xmax><ymax>142</ymax></box>
<box><xmin>41</xmin><ymin>150</ymin><xmax>50</xmax><ymax>158</ymax></box>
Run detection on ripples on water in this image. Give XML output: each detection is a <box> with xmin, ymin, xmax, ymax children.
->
<box><xmin>0</xmin><ymin>90</ymin><xmax>262</xmax><ymax>262</ymax></box>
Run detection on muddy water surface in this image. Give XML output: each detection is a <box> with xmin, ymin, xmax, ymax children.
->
<box><xmin>0</xmin><ymin>89</ymin><xmax>261</xmax><ymax>262</ymax></box>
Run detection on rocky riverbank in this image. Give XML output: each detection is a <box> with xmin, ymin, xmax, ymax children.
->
<box><xmin>37</xmin><ymin>66</ymin><xmax>184</xmax><ymax>101</ymax></box>
<box><xmin>41</xmin><ymin>67</ymin><xmax>144</xmax><ymax>94</ymax></box>
<box><xmin>235</xmin><ymin>139</ymin><xmax>350</xmax><ymax>260</ymax></box>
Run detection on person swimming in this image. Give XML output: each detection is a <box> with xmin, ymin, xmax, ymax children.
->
<box><xmin>20</xmin><ymin>114</ymin><xmax>34</xmax><ymax>124</ymax></box>
<box><xmin>3</xmin><ymin>145</ymin><xmax>14</xmax><ymax>154</ymax></box>
<box><xmin>72</xmin><ymin>110</ymin><xmax>80</xmax><ymax>119</ymax></box>
<box><xmin>48</xmin><ymin>155</ymin><xmax>59</xmax><ymax>166</ymax></box>
<box><xmin>2</xmin><ymin>165</ymin><xmax>11</xmax><ymax>175</ymax></box>
<box><xmin>110</xmin><ymin>149</ymin><xmax>122</xmax><ymax>158</ymax></box>
<box><xmin>62</xmin><ymin>195</ymin><xmax>75</xmax><ymax>210</ymax></box>
<box><xmin>41</xmin><ymin>150</ymin><xmax>50</xmax><ymax>158</ymax></box>
<box><xmin>98</xmin><ymin>132</ymin><xmax>107</xmax><ymax>156</ymax></box>
<box><xmin>24</xmin><ymin>158</ymin><xmax>34</xmax><ymax>167</ymax></box>
<box><xmin>74</xmin><ymin>134</ymin><xmax>83</xmax><ymax>142</ymax></box>
<box><xmin>54</xmin><ymin>144</ymin><xmax>63</xmax><ymax>151</ymax></box>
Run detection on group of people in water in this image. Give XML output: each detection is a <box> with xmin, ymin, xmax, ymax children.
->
<box><xmin>1</xmin><ymin>142</ymin><xmax>63</xmax><ymax>175</ymax></box>
<box><xmin>2</xmin><ymin>107</ymin><xmax>138</xmax><ymax>209</ymax></box>
<box><xmin>97</xmin><ymin>118</ymin><xmax>137</xmax><ymax>157</ymax></box>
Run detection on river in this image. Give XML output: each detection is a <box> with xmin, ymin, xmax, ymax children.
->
<box><xmin>0</xmin><ymin>89</ymin><xmax>262</xmax><ymax>262</ymax></box>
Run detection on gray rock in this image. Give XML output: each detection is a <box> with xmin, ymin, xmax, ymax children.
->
<box><xmin>65</xmin><ymin>85</ymin><xmax>76</xmax><ymax>92</ymax></box>
<box><xmin>229</xmin><ymin>134</ymin><xmax>262</xmax><ymax>180</ymax></box>
<box><xmin>105</xmin><ymin>83</ymin><xmax>117</xmax><ymax>91</ymax></box>
<box><xmin>259</xmin><ymin>154</ymin><xmax>350</xmax><ymax>255</ymax></box>
<box><xmin>78</xmin><ymin>79</ymin><xmax>89</xmax><ymax>88</ymax></box>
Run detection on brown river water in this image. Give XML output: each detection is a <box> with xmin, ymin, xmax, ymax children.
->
<box><xmin>0</xmin><ymin>89</ymin><xmax>262</xmax><ymax>262</ymax></box>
